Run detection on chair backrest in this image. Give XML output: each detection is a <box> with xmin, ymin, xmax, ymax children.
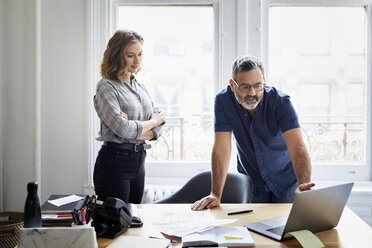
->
<box><xmin>155</xmin><ymin>171</ymin><xmax>252</xmax><ymax>204</ymax></box>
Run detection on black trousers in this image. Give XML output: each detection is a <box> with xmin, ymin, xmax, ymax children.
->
<box><xmin>93</xmin><ymin>145</ymin><xmax>146</xmax><ymax>204</ymax></box>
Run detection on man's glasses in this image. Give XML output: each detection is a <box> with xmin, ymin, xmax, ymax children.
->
<box><xmin>232</xmin><ymin>79</ymin><xmax>265</xmax><ymax>92</ymax></box>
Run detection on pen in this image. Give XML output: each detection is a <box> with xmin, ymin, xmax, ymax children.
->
<box><xmin>57</xmin><ymin>214</ymin><xmax>72</xmax><ymax>218</ymax></box>
<box><xmin>77</xmin><ymin>209</ymin><xmax>82</xmax><ymax>225</ymax></box>
<box><xmin>227</xmin><ymin>209</ymin><xmax>253</xmax><ymax>215</ymax></box>
<box><xmin>72</xmin><ymin>210</ymin><xmax>78</xmax><ymax>224</ymax></box>
<box><xmin>80</xmin><ymin>208</ymin><xmax>86</xmax><ymax>225</ymax></box>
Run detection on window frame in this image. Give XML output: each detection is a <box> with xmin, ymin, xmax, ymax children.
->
<box><xmin>85</xmin><ymin>0</ymin><xmax>242</xmax><ymax>189</ymax></box>
<box><xmin>260</xmin><ymin>0</ymin><xmax>372</xmax><ymax>180</ymax></box>
<box><xmin>111</xmin><ymin>0</ymin><xmax>221</xmax><ymax>174</ymax></box>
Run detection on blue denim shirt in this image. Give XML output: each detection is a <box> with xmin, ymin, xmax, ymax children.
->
<box><xmin>214</xmin><ymin>85</ymin><xmax>299</xmax><ymax>198</ymax></box>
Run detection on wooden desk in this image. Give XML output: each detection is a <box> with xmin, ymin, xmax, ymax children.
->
<box><xmin>98</xmin><ymin>204</ymin><xmax>372</xmax><ymax>247</ymax></box>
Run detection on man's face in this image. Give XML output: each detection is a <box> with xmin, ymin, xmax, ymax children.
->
<box><xmin>229</xmin><ymin>67</ymin><xmax>265</xmax><ymax>110</ymax></box>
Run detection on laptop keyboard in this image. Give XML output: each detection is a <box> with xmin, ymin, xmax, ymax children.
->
<box><xmin>267</xmin><ymin>225</ymin><xmax>285</xmax><ymax>235</ymax></box>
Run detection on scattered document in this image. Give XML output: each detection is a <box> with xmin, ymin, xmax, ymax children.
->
<box><xmin>288</xmin><ymin>230</ymin><xmax>324</xmax><ymax>248</ymax></box>
<box><xmin>182</xmin><ymin>226</ymin><xmax>254</xmax><ymax>247</ymax></box>
<box><xmin>151</xmin><ymin>209</ymin><xmax>237</xmax><ymax>238</ymax></box>
<box><xmin>107</xmin><ymin>236</ymin><xmax>169</xmax><ymax>248</ymax></box>
<box><xmin>48</xmin><ymin>195</ymin><xmax>85</xmax><ymax>207</ymax></box>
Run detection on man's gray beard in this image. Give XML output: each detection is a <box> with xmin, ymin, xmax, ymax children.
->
<box><xmin>234</xmin><ymin>92</ymin><xmax>261</xmax><ymax>110</ymax></box>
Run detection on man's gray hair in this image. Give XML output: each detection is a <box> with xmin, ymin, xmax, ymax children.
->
<box><xmin>231</xmin><ymin>55</ymin><xmax>265</xmax><ymax>80</ymax></box>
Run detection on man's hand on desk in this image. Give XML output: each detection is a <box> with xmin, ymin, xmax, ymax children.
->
<box><xmin>191</xmin><ymin>194</ymin><xmax>220</xmax><ymax>211</ymax></box>
<box><xmin>295</xmin><ymin>182</ymin><xmax>315</xmax><ymax>194</ymax></box>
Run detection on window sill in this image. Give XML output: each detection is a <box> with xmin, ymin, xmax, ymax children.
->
<box><xmin>314</xmin><ymin>180</ymin><xmax>372</xmax><ymax>194</ymax></box>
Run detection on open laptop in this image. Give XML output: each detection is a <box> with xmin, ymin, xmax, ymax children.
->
<box><xmin>245</xmin><ymin>182</ymin><xmax>354</xmax><ymax>241</ymax></box>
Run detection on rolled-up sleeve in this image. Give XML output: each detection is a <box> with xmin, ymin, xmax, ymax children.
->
<box><xmin>151</xmin><ymin>125</ymin><xmax>164</xmax><ymax>140</ymax></box>
<box><xmin>94</xmin><ymin>83</ymin><xmax>143</xmax><ymax>139</ymax></box>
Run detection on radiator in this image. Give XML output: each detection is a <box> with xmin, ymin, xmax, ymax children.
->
<box><xmin>142</xmin><ymin>186</ymin><xmax>179</xmax><ymax>203</ymax></box>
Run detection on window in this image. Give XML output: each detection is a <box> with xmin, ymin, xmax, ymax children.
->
<box><xmin>116</xmin><ymin>5</ymin><xmax>214</xmax><ymax>161</ymax></box>
<box><xmin>260</xmin><ymin>0</ymin><xmax>371</xmax><ymax>180</ymax></box>
<box><xmin>87</xmin><ymin>0</ymin><xmax>371</xmax><ymax>186</ymax></box>
<box><xmin>87</xmin><ymin>0</ymin><xmax>233</xmax><ymax>188</ymax></box>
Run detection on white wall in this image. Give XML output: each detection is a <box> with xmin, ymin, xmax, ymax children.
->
<box><xmin>0</xmin><ymin>0</ymin><xmax>4</xmax><ymax>210</ymax></box>
<box><xmin>1</xmin><ymin>0</ymin><xmax>86</xmax><ymax>211</ymax></box>
<box><xmin>39</xmin><ymin>0</ymin><xmax>86</xmax><ymax>205</ymax></box>
<box><xmin>1</xmin><ymin>0</ymin><xmax>37</xmax><ymax>211</ymax></box>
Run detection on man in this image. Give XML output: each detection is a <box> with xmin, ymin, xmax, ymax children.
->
<box><xmin>191</xmin><ymin>55</ymin><xmax>314</xmax><ymax>210</ymax></box>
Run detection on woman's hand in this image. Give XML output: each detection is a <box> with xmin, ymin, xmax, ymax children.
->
<box><xmin>151</xmin><ymin>109</ymin><xmax>166</xmax><ymax>127</ymax></box>
<box><xmin>120</xmin><ymin>110</ymin><xmax>128</xmax><ymax>120</ymax></box>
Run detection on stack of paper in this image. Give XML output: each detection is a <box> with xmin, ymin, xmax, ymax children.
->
<box><xmin>41</xmin><ymin>194</ymin><xmax>88</xmax><ymax>226</ymax></box>
<box><xmin>42</xmin><ymin>214</ymin><xmax>74</xmax><ymax>226</ymax></box>
<box><xmin>152</xmin><ymin>209</ymin><xmax>237</xmax><ymax>238</ymax></box>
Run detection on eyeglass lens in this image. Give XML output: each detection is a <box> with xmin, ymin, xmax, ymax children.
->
<box><xmin>234</xmin><ymin>79</ymin><xmax>264</xmax><ymax>92</ymax></box>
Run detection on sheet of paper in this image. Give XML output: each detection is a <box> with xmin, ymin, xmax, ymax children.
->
<box><xmin>151</xmin><ymin>209</ymin><xmax>237</xmax><ymax>237</ymax></box>
<box><xmin>288</xmin><ymin>230</ymin><xmax>324</xmax><ymax>248</ymax></box>
<box><xmin>152</xmin><ymin>208</ymin><xmax>213</xmax><ymax>223</ymax></box>
<box><xmin>107</xmin><ymin>236</ymin><xmax>169</xmax><ymax>248</ymax></box>
<box><xmin>48</xmin><ymin>195</ymin><xmax>85</xmax><ymax>207</ymax></box>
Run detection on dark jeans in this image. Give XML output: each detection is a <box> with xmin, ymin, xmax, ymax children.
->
<box><xmin>93</xmin><ymin>145</ymin><xmax>146</xmax><ymax>204</ymax></box>
<box><xmin>252</xmin><ymin>182</ymin><xmax>298</xmax><ymax>203</ymax></box>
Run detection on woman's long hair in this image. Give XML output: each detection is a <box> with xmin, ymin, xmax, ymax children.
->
<box><xmin>101</xmin><ymin>29</ymin><xmax>144</xmax><ymax>82</ymax></box>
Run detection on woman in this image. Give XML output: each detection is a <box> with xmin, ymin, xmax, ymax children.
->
<box><xmin>93</xmin><ymin>29</ymin><xmax>165</xmax><ymax>203</ymax></box>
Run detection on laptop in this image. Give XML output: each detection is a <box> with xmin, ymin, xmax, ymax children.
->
<box><xmin>245</xmin><ymin>182</ymin><xmax>354</xmax><ymax>241</ymax></box>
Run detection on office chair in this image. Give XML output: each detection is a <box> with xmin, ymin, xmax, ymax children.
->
<box><xmin>155</xmin><ymin>171</ymin><xmax>252</xmax><ymax>204</ymax></box>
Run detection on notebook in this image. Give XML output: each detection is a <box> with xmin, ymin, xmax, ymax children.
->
<box><xmin>245</xmin><ymin>182</ymin><xmax>354</xmax><ymax>241</ymax></box>
<box><xmin>182</xmin><ymin>226</ymin><xmax>254</xmax><ymax>247</ymax></box>
<box><xmin>41</xmin><ymin>194</ymin><xmax>88</xmax><ymax>214</ymax></box>
<box><xmin>107</xmin><ymin>236</ymin><xmax>169</xmax><ymax>248</ymax></box>
<box><xmin>42</xmin><ymin>213</ymin><xmax>74</xmax><ymax>226</ymax></box>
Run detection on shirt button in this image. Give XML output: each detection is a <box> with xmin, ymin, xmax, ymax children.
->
<box><xmin>245</xmin><ymin>114</ymin><xmax>248</xmax><ymax>117</ymax></box>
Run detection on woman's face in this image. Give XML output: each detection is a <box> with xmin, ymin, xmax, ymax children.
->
<box><xmin>124</xmin><ymin>42</ymin><xmax>143</xmax><ymax>74</ymax></box>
